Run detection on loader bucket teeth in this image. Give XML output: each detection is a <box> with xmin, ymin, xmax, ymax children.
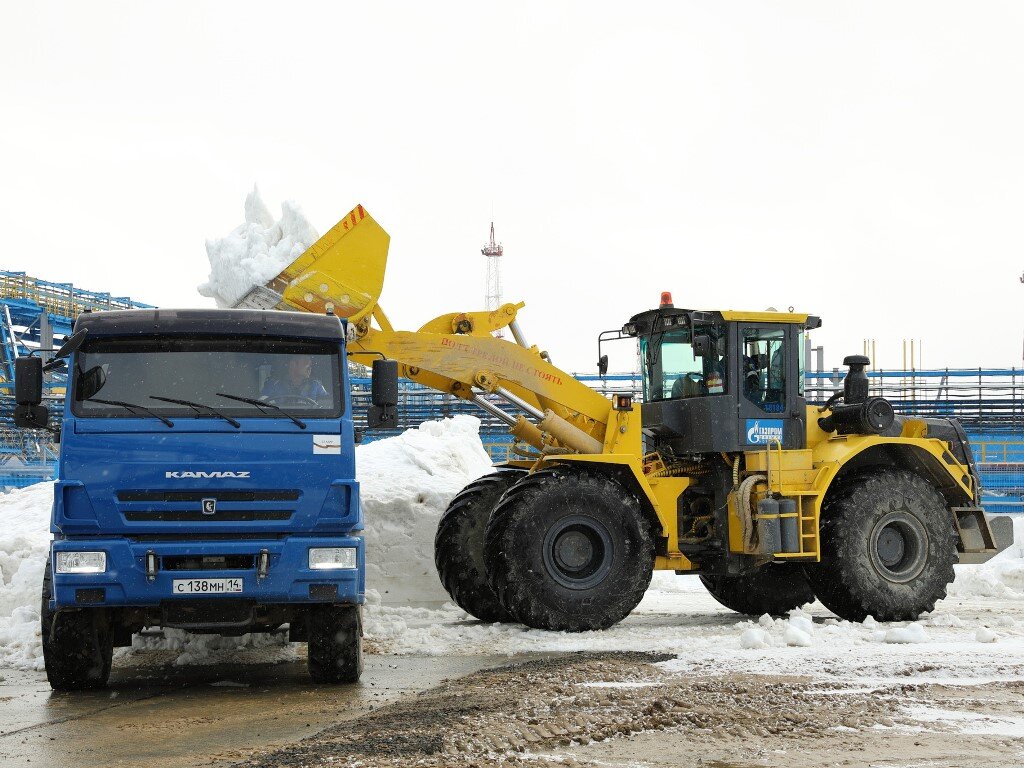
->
<box><xmin>235</xmin><ymin>204</ymin><xmax>390</xmax><ymax>322</ymax></box>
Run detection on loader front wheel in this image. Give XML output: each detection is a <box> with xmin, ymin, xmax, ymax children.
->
<box><xmin>434</xmin><ymin>470</ymin><xmax>524</xmax><ymax>622</ymax></box>
<box><xmin>803</xmin><ymin>469</ymin><xmax>956</xmax><ymax>622</ymax></box>
<box><xmin>700</xmin><ymin>566</ymin><xmax>815</xmax><ymax>617</ymax></box>
<box><xmin>484</xmin><ymin>467</ymin><xmax>656</xmax><ymax>632</ymax></box>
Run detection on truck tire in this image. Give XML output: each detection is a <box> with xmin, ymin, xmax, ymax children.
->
<box><xmin>41</xmin><ymin>557</ymin><xmax>113</xmax><ymax>690</ymax></box>
<box><xmin>434</xmin><ymin>470</ymin><xmax>524</xmax><ymax>622</ymax></box>
<box><xmin>803</xmin><ymin>469</ymin><xmax>956</xmax><ymax>622</ymax></box>
<box><xmin>307</xmin><ymin>604</ymin><xmax>362</xmax><ymax>684</ymax></box>
<box><xmin>484</xmin><ymin>467</ymin><xmax>656</xmax><ymax>632</ymax></box>
<box><xmin>700</xmin><ymin>566</ymin><xmax>815</xmax><ymax>616</ymax></box>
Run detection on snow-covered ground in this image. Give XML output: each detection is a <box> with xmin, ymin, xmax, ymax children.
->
<box><xmin>2</xmin><ymin>418</ymin><xmax>1023</xmax><ymax>698</ymax></box>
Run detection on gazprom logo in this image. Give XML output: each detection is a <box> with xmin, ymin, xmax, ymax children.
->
<box><xmin>746</xmin><ymin>419</ymin><xmax>784</xmax><ymax>445</ymax></box>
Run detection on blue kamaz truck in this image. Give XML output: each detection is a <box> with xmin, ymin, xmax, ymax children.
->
<box><xmin>14</xmin><ymin>308</ymin><xmax>397</xmax><ymax>689</ymax></box>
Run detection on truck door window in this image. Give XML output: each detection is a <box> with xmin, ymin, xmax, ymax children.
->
<box><xmin>72</xmin><ymin>337</ymin><xmax>343</xmax><ymax>420</ymax></box>
<box><xmin>741</xmin><ymin>328</ymin><xmax>786</xmax><ymax>413</ymax></box>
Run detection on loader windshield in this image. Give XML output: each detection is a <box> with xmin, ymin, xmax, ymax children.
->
<box><xmin>71</xmin><ymin>337</ymin><xmax>343</xmax><ymax>420</ymax></box>
<box><xmin>640</xmin><ymin>324</ymin><xmax>727</xmax><ymax>402</ymax></box>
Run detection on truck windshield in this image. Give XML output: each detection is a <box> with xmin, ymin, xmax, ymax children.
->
<box><xmin>640</xmin><ymin>324</ymin><xmax>727</xmax><ymax>402</ymax></box>
<box><xmin>72</xmin><ymin>337</ymin><xmax>343</xmax><ymax>420</ymax></box>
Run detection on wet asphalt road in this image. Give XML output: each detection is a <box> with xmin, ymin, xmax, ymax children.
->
<box><xmin>0</xmin><ymin>652</ymin><xmax>503</xmax><ymax>768</ymax></box>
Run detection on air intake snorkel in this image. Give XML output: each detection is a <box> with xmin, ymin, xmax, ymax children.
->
<box><xmin>818</xmin><ymin>355</ymin><xmax>895</xmax><ymax>436</ymax></box>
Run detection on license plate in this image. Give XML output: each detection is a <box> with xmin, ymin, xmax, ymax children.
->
<box><xmin>172</xmin><ymin>578</ymin><xmax>243</xmax><ymax>595</ymax></box>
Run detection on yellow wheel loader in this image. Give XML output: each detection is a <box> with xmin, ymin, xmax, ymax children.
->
<box><xmin>245</xmin><ymin>204</ymin><xmax>1013</xmax><ymax>631</ymax></box>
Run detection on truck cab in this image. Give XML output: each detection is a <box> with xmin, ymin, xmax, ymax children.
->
<box><xmin>15</xmin><ymin>308</ymin><xmax>395</xmax><ymax>689</ymax></box>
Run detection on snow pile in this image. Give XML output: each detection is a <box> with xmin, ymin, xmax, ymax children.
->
<box><xmin>877</xmin><ymin>622</ymin><xmax>929</xmax><ymax>644</ymax></box>
<box><xmin>198</xmin><ymin>186</ymin><xmax>319</xmax><ymax>307</ymax></box>
<box><xmin>948</xmin><ymin>516</ymin><xmax>1024</xmax><ymax>599</ymax></box>
<box><xmin>0</xmin><ymin>482</ymin><xmax>54</xmax><ymax>671</ymax></box>
<box><xmin>358</xmin><ymin>415</ymin><xmax>493</xmax><ymax>607</ymax></box>
<box><xmin>128</xmin><ymin>627</ymin><xmax>294</xmax><ymax>666</ymax></box>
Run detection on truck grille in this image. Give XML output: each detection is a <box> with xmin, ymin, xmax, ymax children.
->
<box><xmin>124</xmin><ymin>510</ymin><xmax>292</xmax><ymax>522</ymax></box>
<box><xmin>118</xmin><ymin>490</ymin><xmax>300</xmax><ymax>502</ymax></box>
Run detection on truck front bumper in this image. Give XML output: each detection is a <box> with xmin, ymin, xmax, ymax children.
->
<box><xmin>49</xmin><ymin>535</ymin><xmax>365</xmax><ymax>609</ymax></box>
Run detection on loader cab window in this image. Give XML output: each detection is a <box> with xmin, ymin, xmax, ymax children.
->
<box><xmin>742</xmin><ymin>328</ymin><xmax>787</xmax><ymax>413</ymax></box>
<box><xmin>640</xmin><ymin>323</ymin><xmax>727</xmax><ymax>402</ymax></box>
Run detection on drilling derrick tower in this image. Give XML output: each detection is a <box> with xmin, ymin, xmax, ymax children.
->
<box><xmin>482</xmin><ymin>222</ymin><xmax>503</xmax><ymax>337</ymax></box>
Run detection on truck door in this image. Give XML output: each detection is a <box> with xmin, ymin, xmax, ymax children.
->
<box><xmin>736</xmin><ymin>324</ymin><xmax>804</xmax><ymax>450</ymax></box>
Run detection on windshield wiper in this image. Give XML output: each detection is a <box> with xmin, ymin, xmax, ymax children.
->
<box><xmin>215</xmin><ymin>392</ymin><xmax>306</xmax><ymax>429</ymax></box>
<box><xmin>86</xmin><ymin>398</ymin><xmax>175</xmax><ymax>428</ymax></box>
<box><xmin>149</xmin><ymin>396</ymin><xmax>240</xmax><ymax>428</ymax></box>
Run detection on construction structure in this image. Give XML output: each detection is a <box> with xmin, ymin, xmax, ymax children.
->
<box><xmin>3</xmin><ymin>265</ymin><xmax>1023</xmax><ymax>514</ymax></box>
<box><xmin>0</xmin><ymin>271</ymin><xmax>151</xmax><ymax>487</ymax></box>
<box><xmin>481</xmin><ymin>222</ymin><xmax>503</xmax><ymax>336</ymax></box>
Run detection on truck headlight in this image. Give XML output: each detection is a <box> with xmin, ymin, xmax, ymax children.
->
<box><xmin>55</xmin><ymin>551</ymin><xmax>107</xmax><ymax>574</ymax></box>
<box><xmin>308</xmin><ymin>547</ymin><xmax>358</xmax><ymax>570</ymax></box>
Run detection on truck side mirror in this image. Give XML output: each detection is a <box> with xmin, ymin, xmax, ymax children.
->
<box><xmin>367</xmin><ymin>359</ymin><xmax>398</xmax><ymax>430</ymax></box>
<box><xmin>42</xmin><ymin>328</ymin><xmax>89</xmax><ymax>372</ymax></box>
<box><xmin>55</xmin><ymin>328</ymin><xmax>88</xmax><ymax>359</ymax></box>
<box><xmin>371</xmin><ymin>359</ymin><xmax>398</xmax><ymax>408</ymax></box>
<box><xmin>15</xmin><ymin>357</ymin><xmax>43</xmax><ymax>406</ymax></box>
<box><xmin>692</xmin><ymin>334</ymin><xmax>713</xmax><ymax>358</ymax></box>
<box><xmin>76</xmin><ymin>365</ymin><xmax>107</xmax><ymax>401</ymax></box>
<box><xmin>14</xmin><ymin>404</ymin><xmax>49</xmax><ymax>430</ymax></box>
<box><xmin>598</xmin><ymin>354</ymin><xmax>609</xmax><ymax>377</ymax></box>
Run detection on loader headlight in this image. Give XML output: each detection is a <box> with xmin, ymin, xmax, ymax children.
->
<box><xmin>55</xmin><ymin>551</ymin><xmax>107</xmax><ymax>574</ymax></box>
<box><xmin>308</xmin><ymin>547</ymin><xmax>358</xmax><ymax>570</ymax></box>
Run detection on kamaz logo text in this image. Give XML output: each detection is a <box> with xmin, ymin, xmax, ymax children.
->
<box><xmin>165</xmin><ymin>471</ymin><xmax>251</xmax><ymax>479</ymax></box>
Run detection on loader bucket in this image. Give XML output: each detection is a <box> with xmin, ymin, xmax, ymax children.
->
<box><xmin>232</xmin><ymin>204</ymin><xmax>390</xmax><ymax>324</ymax></box>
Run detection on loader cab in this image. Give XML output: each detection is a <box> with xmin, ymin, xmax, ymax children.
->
<box><xmin>626</xmin><ymin>307</ymin><xmax>821</xmax><ymax>455</ymax></box>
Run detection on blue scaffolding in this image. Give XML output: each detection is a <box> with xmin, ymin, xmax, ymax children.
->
<box><xmin>0</xmin><ymin>271</ymin><xmax>152</xmax><ymax>487</ymax></box>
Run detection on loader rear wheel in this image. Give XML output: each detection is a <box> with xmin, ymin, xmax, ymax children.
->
<box><xmin>803</xmin><ymin>469</ymin><xmax>956</xmax><ymax>622</ymax></box>
<box><xmin>700</xmin><ymin>566</ymin><xmax>815</xmax><ymax>617</ymax></box>
<box><xmin>434</xmin><ymin>470</ymin><xmax>524</xmax><ymax>622</ymax></box>
<box><xmin>484</xmin><ymin>467</ymin><xmax>656</xmax><ymax>632</ymax></box>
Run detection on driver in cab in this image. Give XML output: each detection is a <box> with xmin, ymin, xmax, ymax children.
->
<box><xmin>261</xmin><ymin>356</ymin><xmax>329</xmax><ymax>401</ymax></box>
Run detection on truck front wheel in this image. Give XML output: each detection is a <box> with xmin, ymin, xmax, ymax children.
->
<box><xmin>41</xmin><ymin>558</ymin><xmax>113</xmax><ymax>690</ymax></box>
<box><xmin>307</xmin><ymin>604</ymin><xmax>362</xmax><ymax>684</ymax></box>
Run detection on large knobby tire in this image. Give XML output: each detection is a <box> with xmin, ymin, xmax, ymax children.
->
<box><xmin>484</xmin><ymin>467</ymin><xmax>656</xmax><ymax>632</ymax></box>
<box><xmin>804</xmin><ymin>469</ymin><xmax>956</xmax><ymax>622</ymax></box>
<box><xmin>307</xmin><ymin>604</ymin><xmax>363</xmax><ymax>684</ymax></box>
<box><xmin>41</xmin><ymin>558</ymin><xmax>113</xmax><ymax>690</ymax></box>
<box><xmin>700</xmin><ymin>566</ymin><xmax>815</xmax><ymax>616</ymax></box>
<box><xmin>434</xmin><ymin>471</ymin><xmax>524</xmax><ymax>622</ymax></box>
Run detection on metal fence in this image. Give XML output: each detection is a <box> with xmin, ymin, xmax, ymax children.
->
<box><xmin>6</xmin><ymin>369</ymin><xmax>1024</xmax><ymax>507</ymax></box>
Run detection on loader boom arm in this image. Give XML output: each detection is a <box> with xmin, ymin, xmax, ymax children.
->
<box><xmin>238</xmin><ymin>205</ymin><xmax>614</xmax><ymax>453</ymax></box>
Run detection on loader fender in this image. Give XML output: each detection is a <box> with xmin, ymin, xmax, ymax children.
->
<box><xmin>804</xmin><ymin>435</ymin><xmax>1011</xmax><ymax>564</ymax></box>
<box><xmin>811</xmin><ymin>435</ymin><xmax>975</xmax><ymax>509</ymax></box>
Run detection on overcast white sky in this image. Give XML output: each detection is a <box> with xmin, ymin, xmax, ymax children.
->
<box><xmin>2</xmin><ymin>1</ymin><xmax>1022</xmax><ymax>373</ymax></box>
